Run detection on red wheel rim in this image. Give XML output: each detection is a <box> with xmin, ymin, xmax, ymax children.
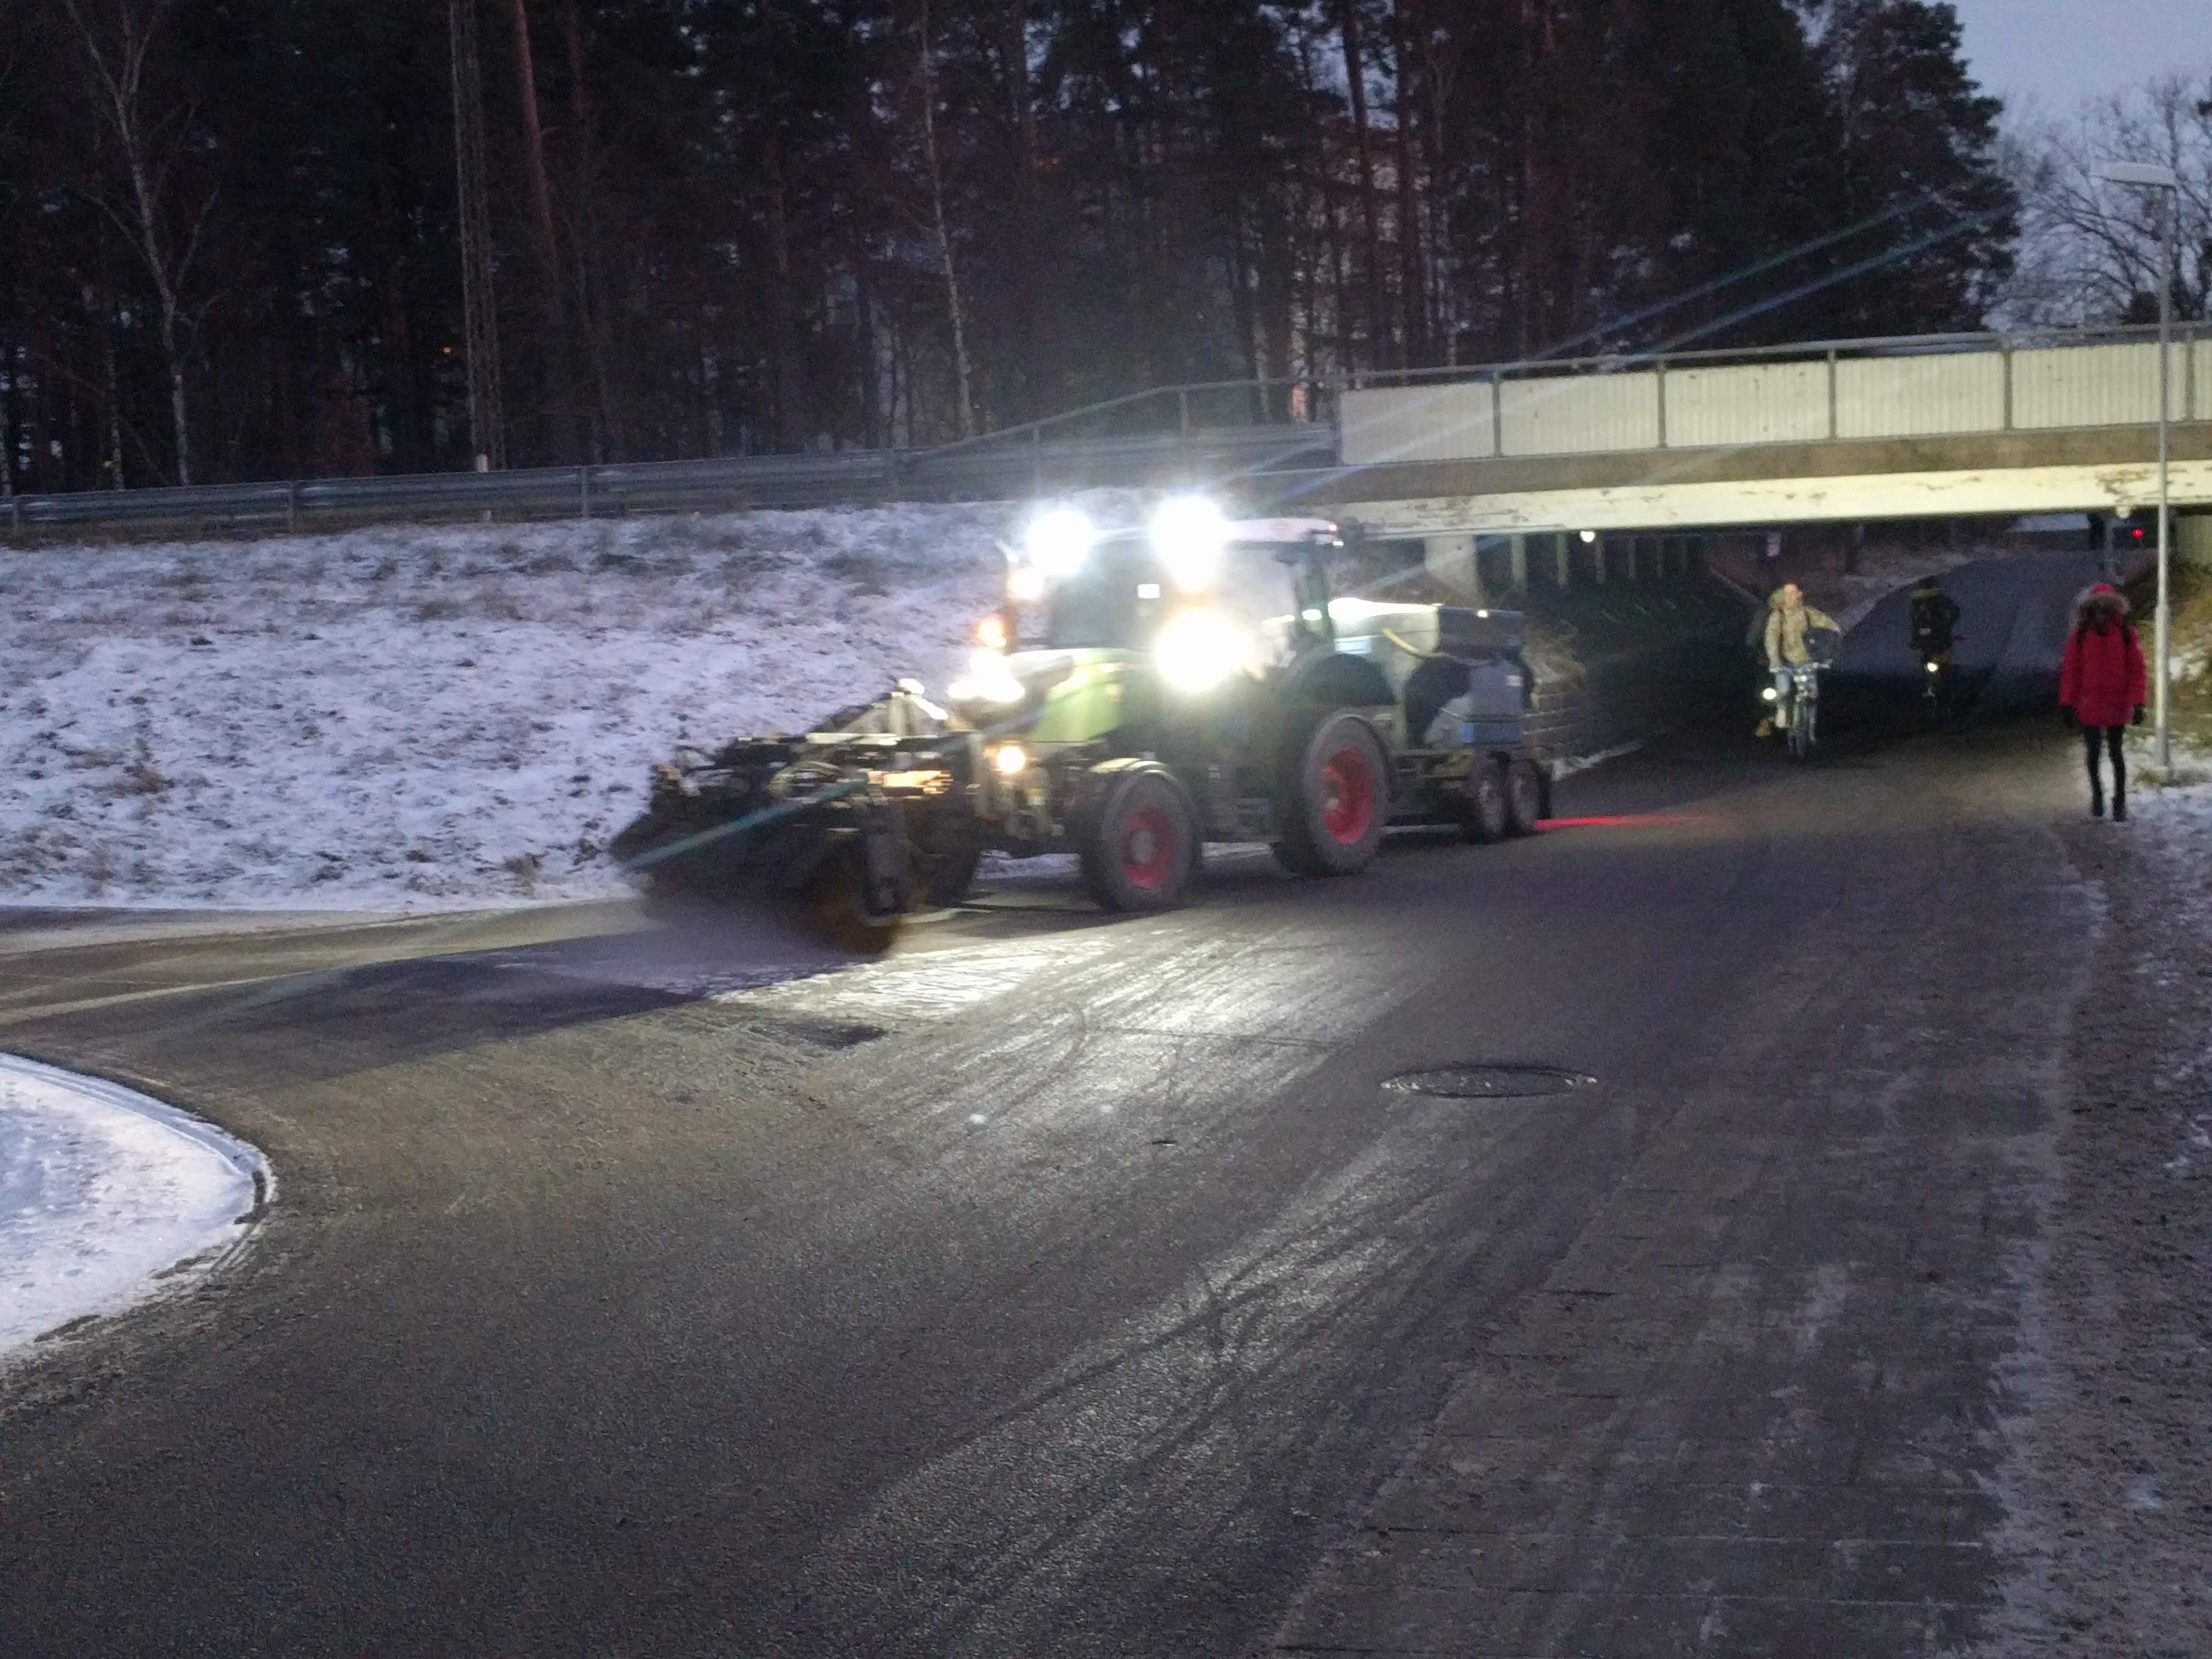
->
<box><xmin>1121</xmin><ymin>804</ymin><xmax>1176</xmax><ymax>890</ymax></box>
<box><xmin>1319</xmin><ymin>747</ymin><xmax>1376</xmax><ymax>845</ymax></box>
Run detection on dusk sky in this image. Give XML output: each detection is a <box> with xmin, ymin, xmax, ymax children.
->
<box><xmin>1948</xmin><ymin>0</ymin><xmax>2211</xmax><ymax>117</ymax></box>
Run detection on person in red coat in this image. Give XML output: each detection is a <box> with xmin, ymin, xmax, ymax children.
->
<box><xmin>2058</xmin><ymin>583</ymin><xmax>2147</xmax><ymax>820</ymax></box>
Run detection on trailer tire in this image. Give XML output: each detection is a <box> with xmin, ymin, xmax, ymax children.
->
<box><xmin>1079</xmin><ymin>768</ymin><xmax>1199</xmax><ymax>912</ymax></box>
<box><xmin>1463</xmin><ymin>758</ymin><xmax>1510</xmax><ymax>844</ymax></box>
<box><xmin>1503</xmin><ymin>758</ymin><xmax>1544</xmax><ymax>837</ymax></box>
<box><xmin>1273</xmin><ymin>710</ymin><xmax>1389</xmax><ymax>877</ymax></box>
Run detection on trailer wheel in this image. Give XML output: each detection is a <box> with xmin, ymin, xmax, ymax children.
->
<box><xmin>1463</xmin><ymin>758</ymin><xmax>1510</xmax><ymax>844</ymax></box>
<box><xmin>1079</xmin><ymin>769</ymin><xmax>1198</xmax><ymax>911</ymax></box>
<box><xmin>1503</xmin><ymin>758</ymin><xmax>1544</xmax><ymax>837</ymax></box>
<box><xmin>1273</xmin><ymin>710</ymin><xmax>1389</xmax><ymax>877</ymax></box>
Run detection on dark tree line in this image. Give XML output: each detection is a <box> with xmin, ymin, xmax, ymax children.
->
<box><xmin>0</xmin><ymin>0</ymin><xmax>2017</xmax><ymax>493</ymax></box>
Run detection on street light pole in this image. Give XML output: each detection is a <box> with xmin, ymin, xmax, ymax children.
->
<box><xmin>2100</xmin><ymin>161</ymin><xmax>2181</xmax><ymax>772</ymax></box>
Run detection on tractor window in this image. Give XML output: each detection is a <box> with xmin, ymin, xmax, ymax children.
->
<box><xmin>1042</xmin><ymin>560</ymin><xmax>1142</xmax><ymax>648</ymax></box>
<box><xmin>1215</xmin><ymin>543</ymin><xmax>1324</xmax><ymax>668</ymax></box>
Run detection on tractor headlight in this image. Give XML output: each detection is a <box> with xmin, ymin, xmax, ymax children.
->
<box><xmin>1150</xmin><ymin>495</ymin><xmax>1228</xmax><ymax>591</ymax></box>
<box><xmin>1023</xmin><ymin>507</ymin><xmax>1095</xmax><ymax>577</ymax></box>
<box><xmin>992</xmin><ymin>743</ymin><xmax>1029</xmax><ymax>776</ymax></box>
<box><xmin>949</xmin><ymin>648</ymin><xmax>1025</xmax><ymax>705</ymax></box>
<box><xmin>1154</xmin><ymin>608</ymin><xmax>1245</xmax><ymax>693</ymax></box>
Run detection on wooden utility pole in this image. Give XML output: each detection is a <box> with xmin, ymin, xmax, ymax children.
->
<box><xmin>449</xmin><ymin>0</ymin><xmax>505</xmax><ymax>469</ymax></box>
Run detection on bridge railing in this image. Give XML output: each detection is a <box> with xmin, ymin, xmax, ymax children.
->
<box><xmin>1338</xmin><ymin>324</ymin><xmax>2212</xmax><ymax>467</ymax></box>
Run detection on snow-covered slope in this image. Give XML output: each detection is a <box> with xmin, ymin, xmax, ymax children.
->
<box><xmin>0</xmin><ymin>505</ymin><xmax>1010</xmax><ymax>909</ymax></box>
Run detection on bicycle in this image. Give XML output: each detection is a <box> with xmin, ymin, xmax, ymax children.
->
<box><xmin>1783</xmin><ymin>662</ymin><xmax>1821</xmax><ymax>759</ymax></box>
<box><xmin>1917</xmin><ymin>634</ymin><xmax>1961</xmax><ymax>725</ymax></box>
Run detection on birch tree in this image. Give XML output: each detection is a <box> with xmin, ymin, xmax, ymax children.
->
<box><xmin>58</xmin><ymin>0</ymin><xmax>211</xmax><ymax>485</ymax></box>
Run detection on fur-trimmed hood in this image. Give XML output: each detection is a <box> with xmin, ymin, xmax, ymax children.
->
<box><xmin>2074</xmin><ymin>583</ymin><xmax>2130</xmax><ymax>632</ymax></box>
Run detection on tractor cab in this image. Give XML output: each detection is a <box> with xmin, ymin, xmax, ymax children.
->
<box><xmin>947</xmin><ymin>501</ymin><xmax>1350</xmax><ymax>724</ymax></box>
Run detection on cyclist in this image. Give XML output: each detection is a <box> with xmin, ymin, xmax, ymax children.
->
<box><xmin>1765</xmin><ymin>582</ymin><xmax>1840</xmax><ymax>733</ymax></box>
<box><xmin>1908</xmin><ymin>575</ymin><xmax>1960</xmax><ymax>656</ymax></box>
<box><xmin>1908</xmin><ymin>574</ymin><xmax>1961</xmax><ymax>707</ymax></box>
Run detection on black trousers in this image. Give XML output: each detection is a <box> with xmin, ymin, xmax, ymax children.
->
<box><xmin>2083</xmin><ymin>725</ymin><xmax>2124</xmax><ymax>797</ymax></box>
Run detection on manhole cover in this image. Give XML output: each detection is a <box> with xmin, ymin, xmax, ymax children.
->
<box><xmin>1383</xmin><ymin>1064</ymin><xmax>1595</xmax><ymax>1100</ymax></box>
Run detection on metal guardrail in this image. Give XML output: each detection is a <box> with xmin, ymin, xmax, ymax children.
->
<box><xmin>7</xmin><ymin>324</ymin><xmax>2204</xmax><ymax>539</ymax></box>
<box><xmin>2</xmin><ymin>424</ymin><xmax>1335</xmax><ymax>538</ymax></box>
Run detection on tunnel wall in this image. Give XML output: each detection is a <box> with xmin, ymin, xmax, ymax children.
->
<box><xmin>1519</xmin><ymin>578</ymin><xmax>1753</xmax><ymax>763</ymax></box>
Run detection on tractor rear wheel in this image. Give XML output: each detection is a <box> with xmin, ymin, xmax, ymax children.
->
<box><xmin>1273</xmin><ymin>711</ymin><xmax>1389</xmax><ymax>877</ymax></box>
<box><xmin>1079</xmin><ymin>769</ymin><xmax>1199</xmax><ymax>911</ymax></box>
<box><xmin>1463</xmin><ymin>757</ymin><xmax>1510</xmax><ymax>844</ymax></box>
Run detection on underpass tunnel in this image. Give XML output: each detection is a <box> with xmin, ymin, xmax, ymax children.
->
<box><xmin>1338</xmin><ymin>517</ymin><xmax>2151</xmax><ymax>757</ymax></box>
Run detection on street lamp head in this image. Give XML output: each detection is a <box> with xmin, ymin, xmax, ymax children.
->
<box><xmin>2098</xmin><ymin>161</ymin><xmax>2181</xmax><ymax>190</ymax></box>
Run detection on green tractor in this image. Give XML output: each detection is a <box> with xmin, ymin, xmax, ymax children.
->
<box><xmin>610</xmin><ymin>500</ymin><xmax>1548</xmax><ymax>943</ymax></box>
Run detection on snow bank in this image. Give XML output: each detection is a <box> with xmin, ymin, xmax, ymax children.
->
<box><xmin>0</xmin><ymin>505</ymin><xmax>1012</xmax><ymax>909</ymax></box>
<box><xmin>1</xmin><ymin>1053</ymin><xmax>268</xmax><ymax>1362</ymax></box>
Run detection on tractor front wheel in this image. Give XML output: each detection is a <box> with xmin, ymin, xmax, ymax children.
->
<box><xmin>1079</xmin><ymin>769</ymin><xmax>1199</xmax><ymax>912</ymax></box>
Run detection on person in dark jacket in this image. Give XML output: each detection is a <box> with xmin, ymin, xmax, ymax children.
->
<box><xmin>1908</xmin><ymin>576</ymin><xmax>1961</xmax><ymax>656</ymax></box>
<box><xmin>2058</xmin><ymin>583</ymin><xmax>2147</xmax><ymax>820</ymax></box>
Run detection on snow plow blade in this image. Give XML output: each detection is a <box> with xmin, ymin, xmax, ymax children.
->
<box><xmin>610</xmin><ymin>683</ymin><xmax>978</xmax><ymax>950</ymax></box>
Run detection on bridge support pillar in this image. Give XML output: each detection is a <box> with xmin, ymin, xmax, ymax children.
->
<box><xmin>1590</xmin><ymin>535</ymin><xmax>1607</xmax><ymax>583</ymax></box>
<box><xmin>1423</xmin><ymin>532</ymin><xmax>1481</xmax><ymax>600</ymax></box>
<box><xmin>1508</xmin><ymin>534</ymin><xmax>1529</xmax><ymax>594</ymax></box>
<box><xmin>1553</xmin><ymin>534</ymin><xmax>1572</xmax><ymax>588</ymax></box>
<box><xmin>2180</xmin><ymin>513</ymin><xmax>2212</xmax><ymax>571</ymax></box>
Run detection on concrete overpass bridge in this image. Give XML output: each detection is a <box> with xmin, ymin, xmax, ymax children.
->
<box><xmin>1230</xmin><ymin>325</ymin><xmax>2212</xmax><ymax>592</ymax></box>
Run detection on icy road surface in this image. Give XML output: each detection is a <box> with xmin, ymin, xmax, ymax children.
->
<box><xmin>1</xmin><ymin>1054</ymin><xmax>269</xmax><ymax>1363</ymax></box>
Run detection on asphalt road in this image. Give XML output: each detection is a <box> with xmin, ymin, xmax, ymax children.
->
<box><xmin>0</xmin><ymin>556</ymin><xmax>2107</xmax><ymax>1657</ymax></box>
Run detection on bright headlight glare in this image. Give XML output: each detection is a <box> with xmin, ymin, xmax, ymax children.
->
<box><xmin>1150</xmin><ymin>495</ymin><xmax>1228</xmax><ymax>591</ymax></box>
<box><xmin>993</xmin><ymin>743</ymin><xmax>1029</xmax><ymax>776</ymax></box>
<box><xmin>1023</xmin><ymin>507</ymin><xmax>1095</xmax><ymax>577</ymax></box>
<box><xmin>1761</xmin><ymin>686</ymin><xmax>1779</xmax><ymax>701</ymax></box>
<box><xmin>976</xmin><ymin>614</ymin><xmax>1007</xmax><ymax>650</ymax></box>
<box><xmin>1924</xmin><ymin>659</ymin><xmax>1940</xmax><ymax>673</ymax></box>
<box><xmin>1154</xmin><ymin>609</ymin><xmax>1244</xmax><ymax>692</ymax></box>
<box><xmin>1008</xmin><ymin>563</ymin><xmax>1046</xmax><ymax>603</ymax></box>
